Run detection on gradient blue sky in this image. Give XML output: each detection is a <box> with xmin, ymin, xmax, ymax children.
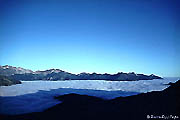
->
<box><xmin>0</xmin><ymin>0</ymin><xmax>179</xmax><ymax>77</ymax></box>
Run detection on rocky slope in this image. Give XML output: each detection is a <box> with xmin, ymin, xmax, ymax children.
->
<box><xmin>0</xmin><ymin>65</ymin><xmax>162</xmax><ymax>81</ymax></box>
<box><xmin>0</xmin><ymin>65</ymin><xmax>33</xmax><ymax>76</ymax></box>
<box><xmin>1</xmin><ymin>80</ymin><xmax>179</xmax><ymax>120</ymax></box>
<box><xmin>0</xmin><ymin>75</ymin><xmax>21</xmax><ymax>86</ymax></box>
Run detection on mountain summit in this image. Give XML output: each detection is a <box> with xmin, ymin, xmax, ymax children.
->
<box><xmin>0</xmin><ymin>65</ymin><xmax>162</xmax><ymax>81</ymax></box>
<box><xmin>0</xmin><ymin>65</ymin><xmax>33</xmax><ymax>76</ymax></box>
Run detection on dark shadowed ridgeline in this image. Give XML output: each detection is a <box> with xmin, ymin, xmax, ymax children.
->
<box><xmin>0</xmin><ymin>65</ymin><xmax>162</xmax><ymax>81</ymax></box>
<box><xmin>0</xmin><ymin>75</ymin><xmax>21</xmax><ymax>86</ymax></box>
<box><xmin>0</xmin><ymin>80</ymin><xmax>179</xmax><ymax>120</ymax></box>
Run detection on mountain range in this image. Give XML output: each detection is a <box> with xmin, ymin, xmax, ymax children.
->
<box><xmin>0</xmin><ymin>65</ymin><xmax>162</xmax><ymax>81</ymax></box>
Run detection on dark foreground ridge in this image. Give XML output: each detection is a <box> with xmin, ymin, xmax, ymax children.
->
<box><xmin>1</xmin><ymin>80</ymin><xmax>179</xmax><ymax>120</ymax></box>
<box><xmin>0</xmin><ymin>65</ymin><xmax>162</xmax><ymax>81</ymax></box>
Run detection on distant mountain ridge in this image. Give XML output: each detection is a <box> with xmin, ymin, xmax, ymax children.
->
<box><xmin>0</xmin><ymin>65</ymin><xmax>163</xmax><ymax>81</ymax></box>
<box><xmin>0</xmin><ymin>65</ymin><xmax>33</xmax><ymax>76</ymax></box>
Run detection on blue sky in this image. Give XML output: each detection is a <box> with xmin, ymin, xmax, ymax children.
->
<box><xmin>0</xmin><ymin>0</ymin><xmax>179</xmax><ymax>77</ymax></box>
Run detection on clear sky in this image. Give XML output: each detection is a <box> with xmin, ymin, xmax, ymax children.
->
<box><xmin>0</xmin><ymin>0</ymin><xmax>179</xmax><ymax>77</ymax></box>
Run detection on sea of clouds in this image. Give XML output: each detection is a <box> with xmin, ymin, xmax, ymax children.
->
<box><xmin>0</xmin><ymin>77</ymin><xmax>179</xmax><ymax>115</ymax></box>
